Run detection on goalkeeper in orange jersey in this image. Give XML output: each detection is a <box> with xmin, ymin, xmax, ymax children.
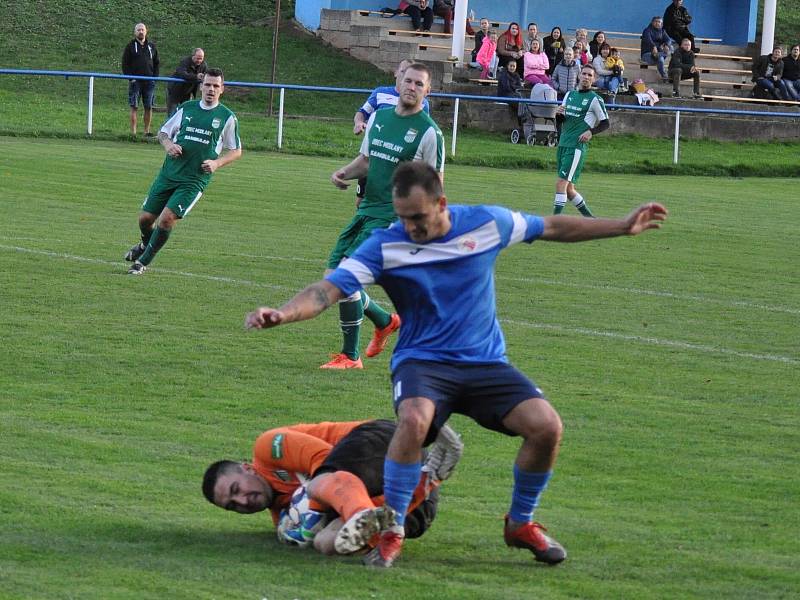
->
<box><xmin>202</xmin><ymin>419</ymin><xmax>463</xmax><ymax>555</ymax></box>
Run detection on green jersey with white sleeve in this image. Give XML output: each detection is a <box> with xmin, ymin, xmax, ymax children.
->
<box><xmin>558</xmin><ymin>90</ymin><xmax>608</xmax><ymax>150</ymax></box>
<box><xmin>158</xmin><ymin>100</ymin><xmax>241</xmax><ymax>186</ymax></box>
<box><xmin>358</xmin><ymin>107</ymin><xmax>444</xmax><ymax>220</ymax></box>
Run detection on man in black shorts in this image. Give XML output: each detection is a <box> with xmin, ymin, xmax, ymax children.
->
<box><xmin>202</xmin><ymin>419</ymin><xmax>462</xmax><ymax>555</ymax></box>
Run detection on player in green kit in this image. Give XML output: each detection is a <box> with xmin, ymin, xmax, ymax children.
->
<box><xmin>124</xmin><ymin>68</ymin><xmax>242</xmax><ymax>275</ymax></box>
<box><xmin>322</xmin><ymin>62</ymin><xmax>445</xmax><ymax>369</ymax></box>
<box><xmin>552</xmin><ymin>64</ymin><xmax>609</xmax><ymax>217</ymax></box>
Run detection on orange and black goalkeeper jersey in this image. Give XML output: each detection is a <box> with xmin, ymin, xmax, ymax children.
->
<box><xmin>251</xmin><ymin>421</ymin><xmax>367</xmax><ymax>521</ymax></box>
<box><xmin>253</xmin><ymin>420</ymin><xmax>436</xmax><ymax>525</ymax></box>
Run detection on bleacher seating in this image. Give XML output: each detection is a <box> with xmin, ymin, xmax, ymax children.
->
<box><xmin>318</xmin><ymin>9</ymin><xmax>800</xmax><ymax>125</ymax></box>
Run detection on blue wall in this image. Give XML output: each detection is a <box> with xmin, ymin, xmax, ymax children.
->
<box><xmin>296</xmin><ymin>0</ymin><xmax>758</xmax><ymax>45</ymax></box>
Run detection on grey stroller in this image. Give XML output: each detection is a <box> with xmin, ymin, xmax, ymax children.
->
<box><xmin>511</xmin><ymin>83</ymin><xmax>559</xmax><ymax>146</ymax></box>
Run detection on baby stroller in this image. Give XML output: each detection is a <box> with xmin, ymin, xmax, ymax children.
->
<box><xmin>511</xmin><ymin>83</ymin><xmax>559</xmax><ymax>146</ymax></box>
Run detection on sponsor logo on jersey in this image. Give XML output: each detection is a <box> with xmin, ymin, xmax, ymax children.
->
<box><xmin>271</xmin><ymin>434</ymin><xmax>284</xmax><ymax>459</ymax></box>
<box><xmin>409</xmin><ymin>247</ymin><xmax>424</xmax><ymax>255</ymax></box>
<box><xmin>457</xmin><ymin>236</ymin><xmax>477</xmax><ymax>252</ymax></box>
<box><xmin>404</xmin><ymin>128</ymin><xmax>418</xmax><ymax>143</ymax></box>
<box><xmin>212</xmin><ymin>118</ymin><xmax>221</xmax><ymax>128</ymax></box>
<box><xmin>274</xmin><ymin>469</ymin><xmax>293</xmax><ymax>482</ymax></box>
<box><xmin>375</xmin><ymin>123</ymin><xmax>383</xmax><ymax>131</ymax></box>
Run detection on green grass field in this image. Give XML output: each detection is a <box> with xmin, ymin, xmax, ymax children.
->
<box><xmin>1</xmin><ymin>136</ymin><xmax>798</xmax><ymax>599</ymax></box>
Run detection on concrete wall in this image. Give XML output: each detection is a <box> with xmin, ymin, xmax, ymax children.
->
<box><xmin>433</xmin><ymin>87</ymin><xmax>800</xmax><ymax>142</ymax></box>
<box><xmin>296</xmin><ymin>0</ymin><xmax>758</xmax><ymax>45</ymax></box>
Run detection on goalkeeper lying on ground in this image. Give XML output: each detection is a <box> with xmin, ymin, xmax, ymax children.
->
<box><xmin>202</xmin><ymin>419</ymin><xmax>463</xmax><ymax>555</ymax></box>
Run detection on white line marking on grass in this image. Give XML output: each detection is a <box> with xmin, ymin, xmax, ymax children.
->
<box><xmin>4</xmin><ymin>243</ymin><xmax>797</xmax><ymax>365</ymax></box>
<box><xmin>7</xmin><ymin>236</ymin><xmax>792</xmax><ymax>315</ymax></box>
<box><xmin>0</xmin><ymin>244</ymin><xmax>292</xmax><ymax>291</ymax></box>
<box><xmin>503</xmin><ymin>319</ymin><xmax>799</xmax><ymax>365</ymax></box>
<box><xmin>501</xmin><ymin>276</ymin><xmax>800</xmax><ymax>316</ymax></box>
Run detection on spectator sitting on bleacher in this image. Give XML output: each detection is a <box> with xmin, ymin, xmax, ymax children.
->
<box><xmin>567</xmin><ymin>28</ymin><xmax>589</xmax><ymax>53</ymax></box>
<box><xmin>498</xmin><ymin>61</ymin><xmax>524</xmax><ymax>98</ymax></box>
<box><xmin>663</xmin><ymin>0</ymin><xmax>695</xmax><ymax>51</ymax></box>
<box><xmin>523</xmin><ymin>39</ymin><xmax>551</xmax><ymax>86</ymax></box>
<box><xmin>752</xmin><ymin>46</ymin><xmax>785</xmax><ymax>100</ymax></box>
<box><xmin>668</xmin><ymin>37</ymin><xmax>701</xmax><ymax>98</ymax></box>
<box><xmin>641</xmin><ymin>16</ymin><xmax>673</xmax><ymax>82</ymax></box>
<box><xmin>432</xmin><ymin>0</ymin><xmax>454</xmax><ymax>35</ymax></box>
<box><xmin>551</xmin><ymin>47</ymin><xmax>581</xmax><ymax>97</ymax></box>
<box><xmin>589</xmin><ymin>31</ymin><xmax>606</xmax><ymax>58</ymax></box>
<box><xmin>609</xmin><ymin>48</ymin><xmax>625</xmax><ymax>76</ymax></box>
<box><xmin>403</xmin><ymin>0</ymin><xmax>433</xmax><ymax>33</ymax></box>
<box><xmin>779</xmin><ymin>44</ymin><xmax>800</xmax><ymax>101</ymax></box>
<box><xmin>543</xmin><ymin>27</ymin><xmax>565</xmax><ymax>75</ymax></box>
<box><xmin>497</xmin><ymin>61</ymin><xmax>529</xmax><ymax>126</ymax></box>
<box><xmin>523</xmin><ymin>23</ymin><xmax>541</xmax><ymax>53</ymax></box>
<box><xmin>573</xmin><ymin>40</ymin><xmax>592</xmax><ymax>66</ymax></box>
<box><xmin>470</xmin><ymin>17</ymin><xmax>490</xmax><ymax>66</ymax></box>
<box><xmin>592</xmin><ymin>43</ymin><xmax>621</xmax><ymax>96</ymax></box>
<box><xmin>497</xmin><ymin>22</ymin><xmax>525</xmax><ymax>74</ymax></box>
<box><xmin>477</xmin><ymin>29</ymin><xmax>500</xmax><ymax>79</ymax></box>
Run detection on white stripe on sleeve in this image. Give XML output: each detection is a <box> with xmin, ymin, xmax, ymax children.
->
<box><xmin>339</xmin><ymin>258</ymin><xmax>375</xmax><ymax>286</ymax></box>
<box><xmin>509</xmin><ymin>211</ymin><xmax>528</xmax><ymax>245</ymax></box>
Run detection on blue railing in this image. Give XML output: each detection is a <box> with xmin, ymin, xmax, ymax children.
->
<box><xmin>2</xmin><ymin>68</ymin><xmax>799</xmax><ymax>163</ymax></box>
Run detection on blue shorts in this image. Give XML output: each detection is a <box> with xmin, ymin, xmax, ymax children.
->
<box><xmin>391</xmin><ymin>360</ymin><xmax>545</xmax><ymax>438</ymax></box>
<box><xmin>128</xmin><ymin>80</ymin><xmax>156</xmax><ymax>108</ymax></box>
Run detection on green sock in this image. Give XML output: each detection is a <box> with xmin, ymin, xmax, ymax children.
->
<box><xmin>362</xmin><ymin>290</ymin><xmax>392</xmax><ymax>329</ymax></box>
<box><xmin>139</xmin><ymin>226</ymin><xmax>171</xmax><ymax>266</ymax></box>
<box><xmin>338</xmin><ymin>296</ymin><xmax>363</xmax><ymax>359</ymax></box>
<box><xmin>139</xmin><ymin>221</ymin><xmax>154</xmax><ymax>245</ymax></box>
<box><xmin>572</xmin><ymin>194</ymin><xmax>594</xmax><ymax>218</ymax></box>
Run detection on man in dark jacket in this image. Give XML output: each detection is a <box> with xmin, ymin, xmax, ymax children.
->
<box><xmin>663</xmin><ymin>0</ymin><xmax>695</xmax><ymax>51</ymax></box>
<box><xmin>668</xmin><ymin>37</ymin><xmax>700</xmax><ymax>98</ymax></box>
<box><xmin>641</xmin><ymin>16</ymin><xmax>673</xmax><ymax>81</ymax></box>
<box><xmin>166</xmin><ymin>48</ymin><xmax>208</xmax><ymax>116</ymax></box>
<box><xmin>121</xmin><ymin>22</ymin><xmax>160</xmax><ymax>136</ymax></box>
<box><xmin>752</xmin><ymin>46</ymin><xmax>785</xmax><ymax>100</ymax></box>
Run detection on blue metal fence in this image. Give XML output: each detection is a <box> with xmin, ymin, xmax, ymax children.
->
<box><xmin>2</xmin><ymin>68</ymin><xmax>799</xmax><ymax>164</ymax></box>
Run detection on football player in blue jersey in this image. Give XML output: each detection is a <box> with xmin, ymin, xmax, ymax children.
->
<box><xmin>245</xmin><ymin>161</ymin><xmax>668</xmax><ymax>568</ymax></box>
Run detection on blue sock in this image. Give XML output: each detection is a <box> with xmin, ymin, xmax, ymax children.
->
<box><xmin>509</xmin><ymin>466</ymin><xmax>552</xmax><ymax>523</ymax></box>
<box><xmin>383</xmin><ymin>458</ymin><xmax>421</xmax><ymax>526</ymax></box>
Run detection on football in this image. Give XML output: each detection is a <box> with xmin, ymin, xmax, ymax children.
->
<box><xmin>276</xmin><ymin>485</ymin><xmax>329</xmax><ymax>548</ymax></box>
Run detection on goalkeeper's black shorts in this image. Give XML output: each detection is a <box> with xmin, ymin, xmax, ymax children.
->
<box><xmin>313</xmin><ymin>418</ymin><xmax>438</xmax><ymax>539</ymax></box>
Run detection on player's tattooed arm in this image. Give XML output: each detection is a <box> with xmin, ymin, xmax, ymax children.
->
<box><xmin>245</xmin><ymin>281</ymin><xmax>344</xmax><ymax>329</ymax></box>
<box><xmin>159</xmin><ymin>132</ymin><xmax>182</xmax><ymax>157</ymax></box>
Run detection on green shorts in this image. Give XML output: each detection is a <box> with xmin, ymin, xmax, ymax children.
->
<box><xmin>556</xmin><ymin>146</ymin><xmax>587</xmax><ymax>184</ymax></box>
<box><xmin>141</xmin><ymin>175</ymin><xmax>205</xmax><ymax>219</ymax></box>
<box><xmin>326</xmin><ymin>214</ymin><xmax>395</xmax><ymax>269</ymax></box>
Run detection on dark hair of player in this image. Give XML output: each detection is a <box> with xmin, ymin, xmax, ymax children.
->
<box><xmin>205</xmin><ymin>67</ymin><xmax>224</xmax><ymax>81</ymax></box>
<box><xmin>392</xmin><ymin>161</ymin><xmax>442</xmax><ymax>201</ymax></box>
<box><xmin>202</xmin><ymin>460</ymin><xmax>240</xmax><ymax>503</ymax></box>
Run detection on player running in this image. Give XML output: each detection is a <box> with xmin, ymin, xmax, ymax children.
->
<box><xmin>124</xmin><ymin>68</ymin><xmax>242</xmax><ymax>275</ymax></box>
<box><xmin>319</xmin><ymin>62</ymin><xmax>444</xmax><ymax>369</ymax></box>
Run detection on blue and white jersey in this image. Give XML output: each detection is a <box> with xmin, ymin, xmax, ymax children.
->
<box><xmin>326</xmin><ymin>205</ymin><xmax>545</xmax><ymax>370</ymax></box>
<box><xmin>358</xmin><ymin>86</ymin><xmax>431</xmax><ymax>118</ymax></box>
